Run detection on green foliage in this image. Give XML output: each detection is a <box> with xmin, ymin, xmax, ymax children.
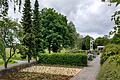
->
<box><xmin>97</xmin><ymin>55</ymin><xmax>120</xmax><ymax>80</ymax></box>
<box><xmin>67</xmin><ymin>49</ymin><xmax>86</xmax><ymax>53</ymax></box>
<box><xmin>22</xmin><ymin>0</ymin><xmax>32</xmax><ymax>33</ymax></box>
<box><xmin>75</xmin><ymin>34</ymin><xmax>83</xmax><ymax>50</ymax></box>
<box><xmin>95</xmin><ymin>37</ymin><xmax>110</xmax><ymax>46</ymax></box>
<box><xmin>0</xmin><ymin>38</ymin><xmax>5</xmax><ymax>57</ymax></box>
<box><xmin>0</xmin><ymin>59</ymin><xmax>16</xmax><ymax>66</ymax></box>
<box><xmin>67</xmin><ymin>21</ymin><xmax>78</xmax><ymax>48</ymax></box>
<box><xmin>100</xmin><ymin>44</ymin><xmax>120</xmax><ymax>65</ymax></box>
<box><xmin>111</xmin><ymin>32</ymin><xmax>120</xmax><ymax>44</ymax></box>
<box><xmin>38</xmin><ymin>53</ymin><xmax>87</xmax><ymax>66</ymax></box>
<box><xmin>110</xmin><ymin>1</ymin><xmax>120</xmax><ymax>44</ymax></box>
<box><xmin>111</xmin><ymin>10</ymin><xmax>120</xmax><ymax>44</ymax></box>
<box><xmin>32</xmin><ymin>0</ymin><xmax>44</xmax><ymax>59</ymax></box>
<box><xmin>82</xmin><ymin>35</ymin><xmax>93</xmax><ymax>50</ymax></box>
<box><xmin>0</xmin><ymin>0</ymin><xmax>8</xmax><ymax>16</ymax></box>
<box><xmin>0</xmin><ymin>17</ymin><xmax>21</xmax><ymax>68</ymax></box>
<box><xmin>22</xmin><ymin>0</ymin><xmax>34</xmax><ymax>62</ymax></box>
<box><xmin>17</xmin><ymin>44</ymin><xmax>28</xmax><ymax>59</ymax></box>
<box><xmin>40</xmin><ymin>8</ymin><xmax>78</xmax><ymax>53</ymax></box>
<box><xmin>102</xmin><ymin>0</ymin><xmax>120</xmax><ymax>6</ymax></box>
<box><xmin>110</xmin><ymin>0</ymin><xmax>120</xmax><ymax>6</ymax></box>
<box><xmin>108</xmin><ymin>55</ymin><xmax>120</xmax><ymax>65</ymax></box>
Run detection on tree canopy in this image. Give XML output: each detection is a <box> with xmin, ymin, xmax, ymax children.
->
<box><xmin>40</xmin><ymin>8</ymin><xmax>78</xmax><ymax>53</ymax></box>
<box><xmin>95</xmin><ymin>37</ymin><xmax>110</xmax><ymax>46</ymax></box>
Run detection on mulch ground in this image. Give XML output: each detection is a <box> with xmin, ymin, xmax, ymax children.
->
<box><xmin>0</xmin><ymin>72</ymin><xmax>72</xmax><ymax>80</ymax></box>
<box><xmin>0</xmin><ymin>64</ymin><xmax>81</xmax><ymax>80</ymax></box>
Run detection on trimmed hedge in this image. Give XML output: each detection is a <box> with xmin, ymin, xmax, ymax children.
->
<box><xmin>38</xmin><ymin>53</ymin><xmax>87</xmax><ymax>66</ymax></box>
<box><xmin>97</xmin><ymin>55</ymin><xmax>120</xmax><ymax>80</ymax></box>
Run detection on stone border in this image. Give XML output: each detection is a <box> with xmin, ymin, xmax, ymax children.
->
<box><xmin>0</xmin><ymin>61</ymin><xmax>37</xmax><ymax>76</ymax></box>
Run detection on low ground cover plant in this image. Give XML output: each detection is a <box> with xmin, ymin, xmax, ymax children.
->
<box><xmin>38</xmin><ymin>53</ymin><xmax>87</xmax><ymax>66</ymax></box>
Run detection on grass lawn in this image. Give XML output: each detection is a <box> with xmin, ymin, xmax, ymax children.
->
<box><xmin>0</xmin><ymin>64</ymin><xmax>81</xmax><ymax>80</ymax></box>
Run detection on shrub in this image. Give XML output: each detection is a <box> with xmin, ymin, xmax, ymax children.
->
<box><xmin>88</xmin><ymin>54</ymin><xmax>93</xmax><ymax>61</ymax></box>
<box><xmin>66</xmin><ymin>49</ymin><xmax>86</xmax><ymax>53</ymax></box>
<box><xmin>38</xmin><ymin>53</ymin><xmax>87</xmax><ymax>66</ymax></box>
<box><xmin>100</xmin><ymin>44</ymin><xmax>120</xmax><ymax>65</ymax></box>
<box><xmin>97</xmin><ymin>55</ymin><xmax>120</xmax><ymax>80</ymax></box>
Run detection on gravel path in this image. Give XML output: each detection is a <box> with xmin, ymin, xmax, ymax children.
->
<box><xmin>21</xmin><ymin>65</ymin><xmax>81</xmax><ymax>76</ymax></box>
<box><xmin>71</xmin><ymin>55</ymin><xmax>100</xmax><ymax>80</ymax></box>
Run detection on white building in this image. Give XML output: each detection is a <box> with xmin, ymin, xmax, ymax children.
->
<box><xmin>90</xmin><ymin>38</ymin><xmax>94</xmax><ymax>51</ymax></box>
<box><xmin>97</xmin><ymin>46</ymin><xmax>105</xmax><ymax>51</ymax></box>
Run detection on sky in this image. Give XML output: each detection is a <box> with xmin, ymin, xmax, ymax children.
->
<box><xmin>8</xmin><ymin>0</ymin><xmax>120</xmax><ymax>39</ymax></box>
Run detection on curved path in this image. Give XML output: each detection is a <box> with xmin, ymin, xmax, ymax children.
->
<box><xmin>71</xmin><ymin>56</ymin><xmax>100</xmax><ymax>80</ymax></box>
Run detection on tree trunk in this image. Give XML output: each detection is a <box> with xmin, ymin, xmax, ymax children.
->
<box><xmin>28</xmin><ymin>55</ymin><xmax>31</xmax><ymax>63</ymax></box>
<box><xmin>48</xmin><ymin>43</ymin><xmax>51</xmax><ymax>53</ymax></box>
<box><xmin>4</xmin><ymin>62</ymin><xmax>7</xmax><ymax>68</ymax></box>
<box><xmin>3</xmin><ymin>51</ymin><xmax>7</xmax><ymax>68</ymax></box>
<box><xmin>10</xmin><ymin>46</ymin><xmax>12</xmax><ymax>57</ymax></box>
<box><xmin>35</xmin><ymin>56</ymin><xmax>37</xmax><ymax>61</ymax></box>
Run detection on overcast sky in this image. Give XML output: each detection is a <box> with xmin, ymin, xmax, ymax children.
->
<box><xmin>8</xmin><ymin>0</ymin><xmax>120</xmax><ymax>38</ymax></box>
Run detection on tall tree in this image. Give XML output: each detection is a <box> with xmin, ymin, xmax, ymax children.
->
<box><xmin>22</xmin><ymin>0</ymin><xmax>34</xmax><ymax>63</ymax></box>
<box><xmin>75</xmin><ymin>33</ymin><xmax>83</xmax><ymax>50</ymax></box>
<box><xmin>32</xmin><ymin>0</ymin><xmax>43</xmax><ymax>60</ymax></box>
<box><xmin>67</xmin><ymin>21</ymin><xmax>77</xmax><ymax>49</ymax></box>
<box><xmin>41</xmin><ymin>8</ymin><xmax>69</xmax><ymax>53</ymax></box>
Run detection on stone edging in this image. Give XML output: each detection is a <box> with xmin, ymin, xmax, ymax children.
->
<box><xmin>0</xmin><ymin>61</ymin><xmax>37</xmax><ymax>76</ymax></box>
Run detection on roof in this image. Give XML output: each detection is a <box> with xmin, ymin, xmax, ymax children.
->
<box><xmin>97</xmin><ymin>46</ymin><xmax>105</xmax><ymax>48</ymax></box>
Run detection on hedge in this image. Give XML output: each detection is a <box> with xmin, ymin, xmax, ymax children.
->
<box><xmin>38</xmin><ymin>53</ymin><xmax>87</xmax><ymax>66</ymax></box>
<box><xmin>97</xmin><ymin>55</ymin><xmax>120</xmax><ymax>80</ymax></box>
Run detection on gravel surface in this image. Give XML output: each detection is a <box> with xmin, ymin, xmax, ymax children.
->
<box><xmin>21</xmin><ymin>65</ymin><xmax>81</xmax><ymax>76</ymax></box>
